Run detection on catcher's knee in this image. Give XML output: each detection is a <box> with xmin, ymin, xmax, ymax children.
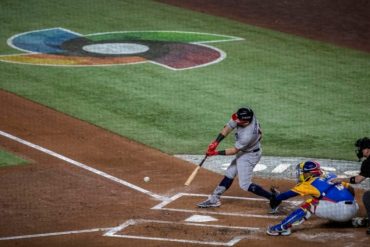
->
<box><xmin>295</xmin><ymin>208</ymin><xmax>312</xmax><ymax>225</ymax></box>
<box><xmin>301</xmin><ymin>198</ymin><xmax>318</xmax><ymax>212</ymax></box>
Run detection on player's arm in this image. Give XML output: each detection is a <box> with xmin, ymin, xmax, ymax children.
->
<box><xmin>222</xmin><ymin>146</ymin><xmax>239</xmax><ymax>155</ymax></box>
<box><xmin>207</xmin><ymin>146</ymin><xmax>239</xmax><ymax>156</ymax></box>
<box><xmin>275</xmin><ymin>190</ymin><xmax>299</xmax><ymax>201</ymax></box>
<box><xmin>290</xmin><ymin>182</ymin><xmax>320</xmax><ymax>197</ymax></box>
<box><xmin>220</xmin><ymin>125</ymin><xmax>233</xmax><ymax>137</ymax></box>
<box><xmin>343</xmin><ymin>183</ymin><xmax>356</xmax><ymax>196</ymax></box>
<box><xmin>331</xmin><ymin>175</ymin><xmax>366</xmax><ymax>185</ymax></box>
<box><xmin>207</xmin><ymin>125</ymin><xmax>233</xmax><ymax>154</ymax></box>
<box><xmin>269</xmin><ymin>189</ymin><xmax>299</xmax><ymax>211</ymax></box>
<box><xmin>207</xmin><ymin>125</ymin><xmax>239</xmax><ymax>156</ymax></box>
<box><xmin>351</xmin><ymin>175</ymin><xmax>366</xmax><ymax>184</ymax></box>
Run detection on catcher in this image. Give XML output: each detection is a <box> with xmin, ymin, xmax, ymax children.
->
<box><xmin>267</xmin><ymin>160</ymin><xmax>359</xmax><ymax>236</ymax></box>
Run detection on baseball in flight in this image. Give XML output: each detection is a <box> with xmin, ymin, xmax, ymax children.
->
<box><xmin>144</xmin><ymin>176</ymin><xmax>150</xmax><ymax>182</ymax></box>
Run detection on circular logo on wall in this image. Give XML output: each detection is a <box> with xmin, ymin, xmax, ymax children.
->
<box><xmin>0</xmin><ymin>28</ymin><xmax>243</xmax><ymax>70</ymax></box>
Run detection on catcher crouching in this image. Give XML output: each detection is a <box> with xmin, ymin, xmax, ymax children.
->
<box><xmin>267</xmin><ymin>160</ymin><xmax>359</xmax><ymax>236</ymax></box>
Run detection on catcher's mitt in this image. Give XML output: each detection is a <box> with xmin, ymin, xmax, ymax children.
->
<box><xmin>269</xmin><ymin>186</ymin><xmax>282</xmax><ymax>214</ymax></box>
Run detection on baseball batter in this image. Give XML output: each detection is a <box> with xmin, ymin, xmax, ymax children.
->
<box><xmin>267</xmin><ymin>160</ymin><xmax>359</xmax><ymax>236</ymax></box>
<box><xmin>197</xmin><ymin>107</ymin><xmax>274</xmax><ymax>208</ymax></box>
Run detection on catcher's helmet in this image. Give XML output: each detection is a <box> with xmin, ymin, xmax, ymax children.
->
<box><xmin>296</xmin><ymin>160</ymin><xmax>322</xmax><ymax>183</ymax></box>
<box><xmin>232</xmin><ymin>107</ymin><xmax>254</xmax><ymax>123</ymax></box>
<box><xmin>355</xmin><ymin>137</ymin><xmax>370</xmax><ymax>160</ymax></box>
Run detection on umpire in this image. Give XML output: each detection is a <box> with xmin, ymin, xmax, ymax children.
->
<box><xmin>332</xmin><ymin>137</ymin><xmax>370</xmax><ymax>234</ymax></box>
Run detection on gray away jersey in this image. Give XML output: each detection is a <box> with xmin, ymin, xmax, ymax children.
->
<box><xmin>226</xmin><ymin>116</ymin><xmax>261</xmax><ymax>152</ymax></box>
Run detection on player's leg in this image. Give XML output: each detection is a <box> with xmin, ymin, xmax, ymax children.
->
<box><xmin>197</xmin><ymin>159</ymin><xmax>237</xmax><ymax>208</ymax></box>
<box><xmin>267</xmin><ymin>199</ymin><xmax>314</xmax><ymax>236</ymax></box>
<box><xmin>362</xmin><ymin>190</ymin><xmax>370</xmax><ymax>234</ymax></box>
<box><xmin>315</xmin><ymin>200</ymin><xmax>359</xmax><ymax>222</ymax></box>
<box><xmin>237</xmin><ymin>152</ymin><xmax>271</xmax><ymax>200</ymax></box>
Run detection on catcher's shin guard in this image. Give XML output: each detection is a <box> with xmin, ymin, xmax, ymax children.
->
<box><xmin>280</xmin><ymin>207</ymin><xmax>311</xmax><ymax>229</ymax></box>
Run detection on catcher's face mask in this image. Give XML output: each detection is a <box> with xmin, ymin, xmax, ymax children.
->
<box><xmin>355</xmin><ymin>146</ymin><xmax>363</xmax><ymax>160</ymax></box>
<box><xmin>296</xmin><ymin>163</ymin><xmax>306</xmax><ymax>183</ymax></box>
<box><xmin>354</xmin><ymin>137</ymin><xmax>370</xmax><ymax>160</ymax></box>
<box><xmin>296</xmin><ymin>161</ymin><xmax>322</xmax><ymax>183</ymax></box>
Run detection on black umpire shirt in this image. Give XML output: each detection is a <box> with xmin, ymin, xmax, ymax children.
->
<box><xmin>360</xmin><ymin>157</ymin><xmax>370</xmax><ymax>178</ymax></box>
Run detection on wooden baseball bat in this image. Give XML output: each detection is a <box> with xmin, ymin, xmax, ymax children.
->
<box><xmin>184</xmin><ymin>155</ymin><xmax>208</xmax><ymax>186</ymax></box>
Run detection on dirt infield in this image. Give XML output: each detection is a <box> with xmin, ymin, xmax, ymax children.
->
<box><xmin>158</xmin><ymin>0</ymin><xmax>370</xmax><ymax>53</ymax></box>
<box><xmin>1</xmin><ymin>1</ymin><xmax>369</xmax><ymax>245</ymax></box>
<box><xmin>0</xmin><ymin>90</ymin><xmax>368</xmax><ymax>246</ymax></box>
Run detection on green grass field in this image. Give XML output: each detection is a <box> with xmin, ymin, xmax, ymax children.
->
<box><xmin>0</xmin><ymin>150</ymin><xmax>27</xmax><ymax>167</ymax></box>
<box><xmin>0</xmin><ymin>0</ymin><xmax>369</xmax><ymax>160</ymax></box>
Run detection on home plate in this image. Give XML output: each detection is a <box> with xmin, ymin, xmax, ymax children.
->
<box><xmin>185</xmin><ymin>215</ymin><xmax>218</xmax><ymax>222</ymax></box>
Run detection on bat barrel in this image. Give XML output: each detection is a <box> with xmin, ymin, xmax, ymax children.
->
<box><xmin>184</xmin><ymin>155</ymin><xmax>208</xmax><ymax>186</ymax></box>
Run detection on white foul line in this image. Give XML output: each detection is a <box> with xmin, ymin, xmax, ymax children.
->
<box><xmin>0</xmin><ymin>228</ymin><xmax>111</xmax><ymax>241</ymax></box>
<box><xmin>0</xmin><ymin>130</ymin><xmax>168</xmax><ymax>201</ymax></box>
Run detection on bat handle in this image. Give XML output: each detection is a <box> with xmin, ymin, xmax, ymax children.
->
<box><xmin>184</xmin><ymin>155</ymin><xmax>208</xmax><ymax>186</ymax></box>
<box><xmin>199</xmin><ymin>154</ymin><xmax>208</xmax><ymax>167</ymax></box>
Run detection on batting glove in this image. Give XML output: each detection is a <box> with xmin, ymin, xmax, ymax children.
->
<box><xmin>206</xmin><ymin>150</ymin><xmax>219</xmax><ymax>156</ymax></box>
<box><xmin>207</xmin><ymin>141</ymin><xmax>219</xmax><ymax>152</ymax></box>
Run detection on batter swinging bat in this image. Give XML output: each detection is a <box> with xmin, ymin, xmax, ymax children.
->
<box><xmin>184</xmin><ymin>155</ymin><xmax>208</xmax><ymax>186</ymax></box>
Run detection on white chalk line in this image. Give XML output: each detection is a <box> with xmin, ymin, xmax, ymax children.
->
<box><xmin>0</xmin><ymin>189</ymin><xmax>297</xmax><ymax>244</ymax></box>
<box><xmin>0</xmin><ymin>219</ymin><xmax>258</xmax><ymax>244</ymax></box>
<box><xmin>155</xmin><ymin>207</ymin><xmax>281</xmax><ymax>219</ymax></box>
<box><xmin>151</xmin><ymin>193</ymin><xmax>302</xmax><ymax>219</ymax></box>
<box><xmin>0</xmin><ymin>130</ymin><xmax>168</xmax><ymax>201</ymax></box>
<box><xmin>0</xmin><ymin>227</ymin><xmax>111</xmax><ymax>241</ymax></box>
<box><xmin>0</xmin><ymin>130</ymin><xmax>300</xmax><ymax>245</ymax></box>
<box><xmin>104</xmin><ymin>219</ymin><xmax>259</xmax><ymax>246</ymax></box>
<box><xmin>271</xmin><ymin>163</ymin><xmax>291</xmax><ymax>173</ymax></box>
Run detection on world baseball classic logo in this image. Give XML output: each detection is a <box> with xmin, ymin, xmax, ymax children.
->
<box><xmin>0</xmin><ymin>28</ymin><xmax>243</xmax><ymax>70</ymax></box>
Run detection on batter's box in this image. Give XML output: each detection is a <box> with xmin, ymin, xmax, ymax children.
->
<box><xmin>104</xmin><ymin>219</ymin><xmax>258</xmax><ymax>246</ymax></box>
<box><xmin>152</xmin><ymin>193</ymin><xmax>300</xmax><ymax>219</ymax></box>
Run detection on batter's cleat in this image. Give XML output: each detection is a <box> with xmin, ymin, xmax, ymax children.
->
<box><xmin>266</xmin><ymin>224</ymin><xmax>291</xmax><ymax>236</ymax></box>
<box><xmin>197</xmin><ymin>197</ymin><xmax>221</xmax><ymax>208</ymax></box>
<box><xmin>367</xmin><ymin>227</ymin><xmax>370</xmax><ymax>235</ymax></box>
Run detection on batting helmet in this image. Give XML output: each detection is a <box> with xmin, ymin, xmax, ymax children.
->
<box><xmin>296</xmin><ymin>160</ymin><xmax>322</xmax><ymax>183</ymax></box>
<box><xmin>355</xmin><ymin>137</ymin><xmax>370</xmax><ymax>160</ymax></box>
<box><xmin>232</xmin><ymin>107</ymin><xmax>254</xmax><ymax>123</ymax></box>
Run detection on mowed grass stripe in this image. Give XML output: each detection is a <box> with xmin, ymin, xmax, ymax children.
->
<box><xmin>0</xmin><ymin>0</ymin><xmax>369</xmax><ymax>160</ymax></box>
